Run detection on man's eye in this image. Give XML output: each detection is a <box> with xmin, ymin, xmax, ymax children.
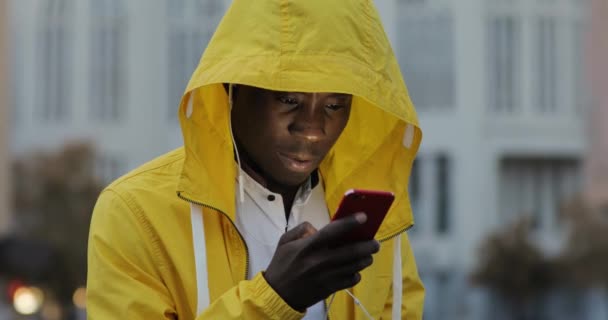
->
<box><xmin>325</xmin><ymin>104</ymin><xmax>344</xmax><ymax>111</ymax></box>
<box><xmin>279</xmin><ymin>96</ymin><xmax>299</xmax><ymax>105</ymax></box>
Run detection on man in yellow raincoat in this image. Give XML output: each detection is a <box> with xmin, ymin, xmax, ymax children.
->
<box><xmin>87</xmin><ymin>0</ymin><xmax>425</xmax><ymax>319</ymax></box>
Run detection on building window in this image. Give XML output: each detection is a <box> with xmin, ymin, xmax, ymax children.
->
<box><xmin>499</xmin><ymin>158</ymin><xmax>581</xmax><ymax>229</ymax></box>
<box><xmin>90</xmin><ymin>0</ymin><xmax>127</xmax><ymax>122</ymax></box>
<box><xmin>409</xmin><ymin>159</ymin><xmax>421</xmax><ymax>232</ymax></box>
<box><xmin>488</xmin><ymin>1</ymin><xmax>587</xmax><ymax>117</ymax></box>
<box><xmin>535</xmin><ymin>17</ymin><xmax>559</xmax><ymax>114</ymax></box>
<box><xmin>396</xmin><ymin>2</ymin><xmax>455</xmax><ymax>109</ymax></box>
<box><xmin>487</xmin><ymin>15</ymin><xmax>520</xmax><ymax>113</ymax></box>
<box><xmin>38</xmin><ymin>0</ymin><xmax>72</xmax><ymax>122</ymax></box>
<box><xmin>572</xmin><ymin>20</ymin><xmax>586</xmax><ymax>111</ymax></box>
<box><xmin>9</xmin><ymin>19</ymin><xmax>22</xmax><ymax>124</ymax></box>
<box><xmin>436</xmin><ymin>155</ymin><xmax>450</xmax><ymax>234</ymax></box>
<box><xmin>167</xmin><ymin>0</ymin><xmax>224</xmax><ymax>121</ymax></box>
<box><xmin>408</xmin><ymin>153</ymin><xmax>452</xmax><ymax>236</ymax></box>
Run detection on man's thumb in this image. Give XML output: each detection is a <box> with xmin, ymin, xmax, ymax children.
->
<box><xmin>278</xmin><ymin>222</ymin><xmax>317</xmax><ymax>245</ymax></box>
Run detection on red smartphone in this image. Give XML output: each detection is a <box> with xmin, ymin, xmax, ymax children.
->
<box><xmin>331</xmin><ymin>189</ymin><xmax>395</xmax><ymax>243</ymax></box>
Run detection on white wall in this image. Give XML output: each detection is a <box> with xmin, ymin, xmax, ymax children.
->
<box><xmin>377</xmin><ymin>0</ymin><xmax>587</xmax><ymax>318</ymax></box>
<box><xmin>8</xmin><ymin>0</ymin><xmax>230</xmax><ymax>182</ymax></box>
<box><xmin>0</xmin><ymin>0</ymin><xmax>11</xmax><ymax>235</ymax></box>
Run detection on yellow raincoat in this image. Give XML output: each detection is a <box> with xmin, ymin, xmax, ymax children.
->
<box><xmin>87</xmin><ymin>0</ymin><xmax>424</xmax><ymax>319</ymax></box>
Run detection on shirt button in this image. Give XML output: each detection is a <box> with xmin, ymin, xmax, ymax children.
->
<box><xmin>267</xmin><ymin>195</ymin><xmax>276</xmax><ymax>201</ymax></box>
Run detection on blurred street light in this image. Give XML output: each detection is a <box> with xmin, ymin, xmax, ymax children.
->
<box><xmin>41</xmin><ymin>299</ymin><xmax>63</xmax><ymax>320</ymax></box>
<box><xmin>13</xmin><ymin>286</ymin><xmax>44</xmax><ymax>315</ymax></box>
<box><xmin>72</xmin><ymin>287</ymin><xmax>86</xmax><ymax>310</ymax></box>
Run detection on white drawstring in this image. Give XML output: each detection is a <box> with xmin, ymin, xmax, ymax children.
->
<box><xmin>345</xmin><ymin>289</ymin><xmax>375</xmax><ymax>320</ymax></box>
<box><xmin>324</xmin><ymin>293</ymin><xmax>336</xmax><ymax>319</ymax></box>
<box><xmin>324</xmin><ymin>289</ymin><xmax>374</xmax><ymax>320</ymax></box>
<box><xmin>227</xmin><ymin>83</ymin><xmax>245</xmax><ymax>203</ymax></box>
<box><xmin>392</xmin><ymin>234</ymin><xmax>403</xmax><ymax>319</ymax></box>
<box><xmin>324</xmin><ymin>235</ymin><xmax>403</xmax><ymax>320</ymax></box>
<box><xmin>189</xmin><ymin>84</ymin><xmax>244</xmax><ymax>318</ymax></box>
<box><xmin>191</xmin><ymin>203</ymin><xmax>210</xmax><ymax>315</ymax></box>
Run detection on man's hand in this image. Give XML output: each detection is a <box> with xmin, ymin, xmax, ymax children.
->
<box><xmin>263</xmin><ymin>213</ymin><xmax>380</xmax><ymax>311</ymax></box>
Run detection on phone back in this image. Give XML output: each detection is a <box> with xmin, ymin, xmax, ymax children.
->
<box><xmin>332</xmin><ymin>189</ymin><xmax>395</xmax><ymax>243</ymax></box>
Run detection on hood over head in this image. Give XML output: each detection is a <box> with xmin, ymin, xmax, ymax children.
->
<box><xmin>177</xmin><ymin>0</ymin><xmax>422</xmax><ymax>239</ymax></box>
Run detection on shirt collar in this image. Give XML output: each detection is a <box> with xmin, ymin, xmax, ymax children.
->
<box><xmin>238</xmin><ymin>169</ymin><xmax>319</xmax><ymax>206</ymax></box>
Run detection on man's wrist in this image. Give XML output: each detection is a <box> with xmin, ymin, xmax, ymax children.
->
<box><xmin>254</xmin><ymin>272</ymin><xmax>305</xmax><ymax>319</ymax></box>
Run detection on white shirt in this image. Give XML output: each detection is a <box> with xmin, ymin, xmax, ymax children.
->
<box><xmin>234</xmin><ymin>170</ymin><xmax>330</xmax><ymax>319</ymax></box>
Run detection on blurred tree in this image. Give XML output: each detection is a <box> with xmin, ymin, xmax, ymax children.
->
<box><xmin>473</xmin><ymin>197</ymin><xmax>608</xmax><ymax>319</ymax></box>
<box><xmin>471</xmin><ymin>217</ymin><xmax>556</xmax><ymax>320</ymax></box>
<box><xmin>11</xmin><ymin>142</ymin><xmax>102</xmax><ymax>303</ymax></box>
<box><xmin>557</xmin><ymin>197</ymin><xmax>608</xmax><ymax>288</ymax></box>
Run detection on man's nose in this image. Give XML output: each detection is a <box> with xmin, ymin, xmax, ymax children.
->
<box><xmin>289</xmin><ymin>108</ymin><xmax>325</xmax><ymax>142</ymax></box>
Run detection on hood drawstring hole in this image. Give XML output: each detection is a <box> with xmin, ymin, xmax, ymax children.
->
<box><xmin>186</xmin><ymin>95</ymin><xmax>194</xmax><ymax>119</ymax></box>
<box><xmin>403</xmin><ymin>123</ymin><xmax>414</xmax><ymax>149</ymax></box>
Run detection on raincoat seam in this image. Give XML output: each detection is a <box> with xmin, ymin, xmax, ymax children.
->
<box><xmin>279</xmin><ymin>0</ymin><xmax>290</xmax><ymax>75</ymax></box>
<box><xmin>192</xmin><ymin>57</ymin><xmax>413</xmax><ymax>121</ymax></box>
<box><xmin>192</xmin><ymin>79</ymin><xmax>409</xmax><ymax>121</ymax></box>
<box><xmin>201</xmin><ymin>53</ymin><xmax>380</xmax><ymax>72</ymax></box>
<box><xmin>199</xmin><ymin>53</ymin><xmax>391</xmax><ymax>88</ymax></box>
<box><xmin>104</xmin><ymin>188</ymin><xmax>169</xmax><ymax>271</ymax></box>
<box><xmin>359</xmin><ymin>0</ymin><xmax>375</xmax><ymax>59</ymax></box>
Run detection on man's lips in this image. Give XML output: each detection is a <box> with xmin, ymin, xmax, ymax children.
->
<box><xmin>277</xmin><ymin>152</ymin><xmax>317</xmax><ymax>172</ymax></box>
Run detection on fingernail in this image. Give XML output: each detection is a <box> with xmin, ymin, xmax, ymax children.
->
<box><xmin>355</xmin><ymin>212</ymin><xmax>367</xmax><ymax>224</ymax></box>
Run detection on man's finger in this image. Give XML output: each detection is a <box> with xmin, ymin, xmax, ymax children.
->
<box><xmin>321</xmin><ymin>240</ymin><xmax>380</xmax><ymax>267</ymax></box>
<box><xmin>311</xmin><ymin>212</ymin><xmax>367</xmax><ymax>246</ymax></box>
<box><xmin>278</xmin><ymin>222</ymin><xmax>317</xmax><ymax>245</ymax></box>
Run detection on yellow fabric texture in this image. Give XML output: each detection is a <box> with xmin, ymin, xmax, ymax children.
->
<box><xmin>87</xmin><ymin>0</ymin><xmax>425</xmax><ymax>319</ymax></box>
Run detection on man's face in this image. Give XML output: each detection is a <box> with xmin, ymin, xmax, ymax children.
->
<box><xmin>231</xmin><ymin>85</ymin><xmax>352</xmax><ymax>188</ymax></box>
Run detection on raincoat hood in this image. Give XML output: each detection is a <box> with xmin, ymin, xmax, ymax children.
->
<box><xmin>177</xmin><ymin>0</ymin><xmax>422</xmax><ymax>239</ymax></box>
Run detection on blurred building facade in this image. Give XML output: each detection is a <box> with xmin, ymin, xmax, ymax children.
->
<box><xmin>1</xmin><ymin>0</ymin><xmax>11</xmax><ymax>235</ymax></box>
<box><xmin>8</xmin><ymin>0</ymin><xmax>228</xmax><ymax>186</ymax></box>
<box><xmin>5</xmin><ymin>0</ymin><xmax>602</xmax><ymax>319</ymax></box>
<box><xmin>586</xmin><ymin>0</ymin><xmax>608</xmax><ymax>209</ymax></box>
<box><xmin>377</xmin><ymin>0</ymin><xmax>596</xmax><ymax>319</ymax></box>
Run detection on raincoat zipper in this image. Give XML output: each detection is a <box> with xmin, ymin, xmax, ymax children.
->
<box><xmin>177</xmin><ymin>192</ymin><xmax>250</xmax><ymax>281</ymax></box>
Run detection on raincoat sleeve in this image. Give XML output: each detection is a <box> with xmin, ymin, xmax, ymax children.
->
<box><xmin>87</xmin><ymin>189</ymin><xmax>305</xmax><ymax>320</ymax></box>
<box><xmin>196</xmin><ymin>273</ymin><xmax>304</xmax><ymax>320</ymax></box>
<box><xmin>380</xmin><ymin>232</ymin><xmax>425</xmax><ymax>320</ymax></box>
<box><xmin>87</xmin><ymin>189</ymin><xmax>179</xmax><ymax>319</ymax></box>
